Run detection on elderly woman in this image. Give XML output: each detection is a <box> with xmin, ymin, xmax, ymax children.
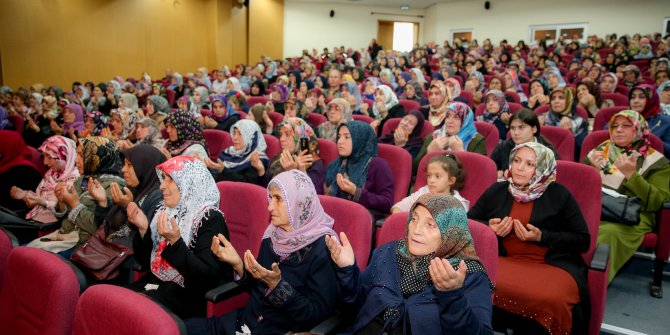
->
<box><xmin>585</xmin><ymin>110</ymin><xmax>670</xmax><ymax>286</ymax></box>
<box><xmin>145</xmin><ymin>95</ymin><xmax>170</xmax><ymax>129</ymax></box>
<box><xmin>325</xmin><ymin>121</ymin><xmax>394</xmax><ymax>214</ymax></box>
<box><xmin>477</xmin><ymin>90</ymin><xmax>511</xmax><ymax>141</ymax></box>
<box><xmin>628</xmin><ymin>84</ymin><xmax>670</xmax><ymax>156</ymax></box>
<box><xmin>378</xmin><ymin>110</ymin><xmax>426</xmax><ymax>158</ymax></box>
<box><xmin>369</xmin><ymin>85</ymin><xmax>406</xmax><ymax>137</ymax></box>
<box><xmin>317</xmin><ymin>98</ymin><xmax>352</xmax><ymax>142</ymax></box>
<box><xmin>270</xmin><ymin>117</ymin><xmax>324</xmax><ymax>194</ymax></box>
<box><xmin>203</xmin><ymin>119</ymin><xmax>269</xmax><ymax>186</ymax></box>
<box><xmin>163</xmin><ymin>109</ymin><xmax>209</xmax><ymax>158</ymax></box>
<box><xmin>110</xmin><ymin>108</ymin><xmax>139</xmax><ymax>143</ymax></box>
<box><xmin>185</xmin><ymin>170</ymin><xmax>339</xmax><ymax>334</ymax></box>
<box><xmin>469</xmin><ymin>142</ymin><xmax>591</xmax><ymax>335</ymax></box>
<box><xmin>542</xmin><ymin>87</ymin><xmax>588</xmax><ymax>159</ymax></box>
<box><xmin>130</xmin><ymin>118</ymin><xmax>166</xmax><ymax>151</ymax></box>
<box><xmin>327</xmin><ymin>193</ymin><xmax>493</xmax><ymax>334</ymax></box>
<box><xmin>126</xmin><ymin>156</ymin><xmax>231</xmax><ymax>319</ymax></box>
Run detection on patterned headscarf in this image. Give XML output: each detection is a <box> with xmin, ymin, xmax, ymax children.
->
<box><xmin>111</xmin><ymin>108</ymin><xmax>139</xmax><ymax>140</ymax></box>
<box><xmin>209</xmin><ymin>94</ymin><xmax>236</xmax><ymax>121</ymax></box>
<box><xmin>342</xmin><ymin>81</ymin><xmax>362</xmax><ymax>111</ymax></box>
<box><xmin>120</xmin><ymin>93</ymin><xmax>139</xmax><ymax>113</ymax></box>
<box><xmin>468</xmin><ymin>71</ymin><xmax>485</xmax><ymax>92</ymax></box>
<box><xmin>220</xmin><ymin>119</ymin><xmax>268</xmax><ymax>171</ymax></box>
<box><xmin>325</xmin><ymin>121</ymin><xmax>378</xmax><ymax>198</ymax></box>
<box><xmin>86</xmin><ymin>111</ymin><xmax>107</xmax><ymax>136</ymax></box>
<box><xmin>629</xmin><ymin>84</ymin><xmax>661</xmax><ymax>119</ymax></box>
<box><xmin>270</xmin><ymin>117</ymin><xmax>320</xmax><ymax>177</ymax></box>
<box><xmin>108</xmin><ymin>80</ymin><xmax>122</xmax><ymax>96</ymax></box>
<box><xmin>164</xmin><ymin>109</ymin><xmax>207</xmax><ymax>156</ymax></box>
<box><xmin>78</xmin><ymin>136</ymin><xmax>123</xmax><ymax>178</ymax></box>
<box><xmin>444</xmin><ymin>78</ymin><xmax>462</xmax><ymax>101</ymax></box>
<box><xmin>262</xmin><ymin>170</ymin><xmax>336</xmax><ymax>256</ymax></box>
<box><xmin>225</xmin><ymin>77</ymin><xmax>243</xmax><ymax>93</ymax></box>
<box><xmin>601</xmin><ymin>73</ymin><xmax>618</xmax><ymax>92</ymax></box>
<box><xmin>62</xmin><ymin>104</ymin><xmax>86</xmax><ymax>133</ymax></box>
<box><xmin>529</xmin><ymin>78</ymin><xmax>549</xmax><ymax>96</ymax></box>
<box><xmin>543</xmin><ymin>67</ymin><xmax>567</xmax><ymax>89</ymax></box>
<box><xmin>549</xmin><ymin>86</ymin><xmax>575</xmax><ymax>117</ymax></box>
<box><xmin>410</xmin><ymin>68</ymin><xmax>427</xmax><ymax>86</ymax></box>
<box><xmin>434</xmin><ymin>102</ymin><xmax>478</xmax><ymax>148</ymax></box>
<box><xmin>150</xmin><ymin>156</ymin><xmax>221</xmax><ymax>287</ymax></box>
<box><xmin>506</xmin><ymin>142</ymin><xmax>556</xmax><ymax>203</ymax></box>
<box><xmin>372</xmin><ymin>85</ymin><xmax>400</xmax><ymax>119</ymax></box>
<box><xmin>479</xmin><ymin>90</ymin><xmax>510</xmax><ymax>123</ymax></box>
<box><xmin>396</xmin><ymin>194</ymin><xmax>489</xmax><ymax>296</ymax></box>
<box><xmin>147</xmin><ymin>95</ymin><xmax>171</xmax><ymax>115</ymax></box>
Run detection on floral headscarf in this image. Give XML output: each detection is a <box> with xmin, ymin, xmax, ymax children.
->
<box><xmin>601</xmin><ymin>73</ymin><xmax>618</xmax><ymax>92</ymax></box>
<box><xmin>262</xmin><ymin>170</ymin><xmax>336</xmax><ymax>256</ymax></box>
<box><xmin>120</xmin><ymin>93</ymin><xmax>139</xmax><ymax>113</ymax></box>
<box><xmin>468</xmin><ymin>71</ymin><xmax>485</xmax><ymax>92</ymax></box>
<box><xmin>220</xmin><ymin>119</ymin><xmax>268</xmax><ymax>171</ymax></box>
<box><xmin>549</xmin><ymin>86</ymin><xmax>575</xmax><ymax>117</ymax></box>
<box><xmin>150</xmin><ymin>156</ymin><xmax>221</xmax><ymax>287</ymax></box>
<box><xmin>111</xmin><ymin>108</ymin><xmax>139</xmax><ymax>140</ymax></box>
<box><xmin>506</xmin><ymin>142</ymin><xmax>556</xmax><ymax>203</ymax></box>
<box><xmin>479</xmin><ymin>90</ymin><xmax>510</xmax><ymax>124</ymax></box>
<box><xmin>86</xmin><ymin>111</ymin><xmax>107</xmax><ymax>136</ymax></box>
<box><xmin>434</xmin><ymin>102</ymin><xmax>478</xmax><ymax>148</ymax></box>
<box><xmin>372</xmin><ymin>85</ymin><xmax>400</xmax><ymax>119</ymax></box>
<box><xmin>325</xmin><ymin>121</ymin><xmax>378</xmax><ymax>198</ymax></box>
<box><xmin>78</xmin><ymin>136</ymin><xmax>123</xmax><ymax>178</ymax></box>
<box><xmin>164</xmin><ymin>109</ymin><xmax>207</xmax><ymax>156</ymax></box>
<box><xmin>270</xmin><ymin>117</ymin><xmax>319</xmax><ymax>177</ymax></box>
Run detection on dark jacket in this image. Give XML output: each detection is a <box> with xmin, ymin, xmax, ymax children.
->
<box><xmin>490</xmin><ymin>137</ymin><xmax>557</xmax><ymax>171</ymax></box>
<box><xmin>376</xmin><ymin>104</ymin><xmax>406</xmax><ymax>138</ymax></box>
<box><xmin>213</xmin><ymin>114</ymin><xmax>241</xmax><ymax>133</ymax></box>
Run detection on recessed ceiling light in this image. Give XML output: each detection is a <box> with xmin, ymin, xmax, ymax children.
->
<box><xmin>400</xmin><ymin>5</ymin><xmax>410</xmax><ymax>11</ymax></box>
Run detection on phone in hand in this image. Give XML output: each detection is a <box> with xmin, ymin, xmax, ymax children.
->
<box><xmin>300</xmin><ymin>137</ymin><xmax>309</xmax><ymax>152</ymax></box>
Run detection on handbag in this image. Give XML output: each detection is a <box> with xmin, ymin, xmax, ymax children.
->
<box><xmin>601</xmin><ymin>191</ymin><xmax>642</xmax><ymax>226</ymax></box>
<box><xmin>70</xmin><ymin>224</ymin><xmax>134</xmax><ymax>281</ymax></box>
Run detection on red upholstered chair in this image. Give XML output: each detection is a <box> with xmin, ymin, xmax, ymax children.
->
<box><xmin>458</xmin><ymin>90</ymin><xmax>475</xmax><ymax>109</ymax></box>
<box><xmin>473</xmin><ymin>121</ymin><xmax>500</xmax><ymax>156</ymax></box>
<box><xmin>352</xmin><ymin>114</ymin><xmax>374</xmax><ymax>124</ymax></box>
<box><xmin>200</xmin><ymin>109</ymin><xmax>212</xmax><ymax>118</ymax></box>
<box><xmin>380</xmin><ymin>117</ymin><xmax>435</xmax><ymax>139</ymax></box>
<box><xmin>593</xmin><ymin>106</ymin><xmax>628</xmax><ymax>131</ymax></box>
<box><xmin>263</xmin><ymin>134</ymin><xmax>281</xmax><ymax>161</ymax></box>
<box><xmin>206</xmin><ymin>182</ymin><xmax>269</xmax><ymax>317</ymax></box>
<box><xmin>521</xmin><ymin>83</ymin><xmax>530</xmax><ymax>96</ymax></box>
<box><xmin>246</xmin><ymin>96</ymin><xmax>268</xmax><ymax>107</ymax></box>
<box><xmin>268</xmin><ymin>111</ymin><xmax>284</xmax><ymax>125</ymax></box>
<box><xmin>0</xmin><ymin>247</ymin><xmax>85</xmax><ymax>335</ymax></box>
<box><xmin>236</xmin><ymin>111</ymin><xmax>247</xmax><ymax>119</ymax></box>
<box><xmin>203</xmin><ymin>129</ymin><xmax>232</xmax><ymax>160</ymax></box>
<box><xmin>415</xmin><ymin>150</ymin><xmax>497</xmax><ymax>206</ymax></box>
<box><xmin>319</xmin><ymin>195</ymin><xmax>372</xmax><ymax>270</ymax></box>
<box><xmin>8</xmin><ymin>114</ymin><xmax>24</xmax><ymax>134</ymax></box>
<box><xmin>554</xmin><ymin>161</ymin><xmax>610</xmax><ymax>335</ymax></box>
<box><xmin>534</xmin><ymin>104</ymin><xmax>590</xmax><ymax>120</ymax></box>
<box><xmin>579</xmin><ymin>130</ymin><xmax>663</xmax><ymax>162</ymax></box>
<box><xmin>398</xmin><ymin>99</ymin><xmax>420</xmax><ymax>112</ymax></box>
<box><xmin>615</xmin><ymin>85</ymin><xmax>631</xmax><ymax>96</ymax></box>
<box><xmin>504</xmin><ymin>91</ymin><xmax>521</xmax><ymax>104</ymax></box>
<box><xmin>377</xmin><ymin>143</ymin><xmax>411</xmax><ymax>204</ymax></box>
<box><xmin>0</xmin><ymin>228</ymin><xmax>18</xmax><ymax>291</ymax></box>
<box><xmin>306</xmin><ymin>112</ymin><xmax>327</xmax><ymax>128</ymax></box>
<box><xmin>166</xmin><ymin>89</ymin><xmax>176</xmax><ymax>107</ymax></box>
<box><xmin>72</xmin><ymin>285</ymin><xmax>185</xmax><ymax>335</ymax></box>
<box><xmin>362</xmin><ymin>98</ymin><xmax>374</xmax><ymax>110</ymax></box>
<box><xmin>26</xmin><ymin>146</ymin><xmax>48</xmax><ymax>175</ymax></box>
<box><xmin>539</xmin><ymin>126</ymin><xmax>575</xmax><ymax>161</ymax></box>
<box><xmin>317</xmin><ymin>138</ymin><xmax>338</xmax><ymax>167</ymax></box>
<box><xmin>601</xmin><ymin>93</ymin><xmax>629</xmax><ymax>107</ymax></box>
<box><xmin>376</xmin><ymin>213</ymin><xmax>498</xmax><ymax>300</ymax></box>
<box><xmin>161</xmin><ymin>128</ymin><xmax>169</xmax><ymax>139</ymax></box>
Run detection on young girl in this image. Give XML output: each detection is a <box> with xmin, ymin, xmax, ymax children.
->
<box><xmin>391</xmin><ymin>154</ymin><xmax>469</xmax><ymax>213</ymax></box>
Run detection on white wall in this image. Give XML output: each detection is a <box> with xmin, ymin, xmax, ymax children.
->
<box><xmin>284</xmin><ymin>0</ymin><xmax>424</xmax><ymax>58</ymax></box>
<box><xmin>429</xmin><ymin>0</ymin><xmax>669</xmax><ymax>45</ymax></box>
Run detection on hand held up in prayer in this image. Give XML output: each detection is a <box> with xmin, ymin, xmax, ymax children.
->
<box><xmin>448</xmin><ymin>135</ymin><xmax>465</xmax><ymax>151</ymax></box>
<box><xmin>294</xmin><ymin>150</ymin><xmax>313</xmax><ymax>172</ymax></box>
<box><xmin>61</xmin><ymin>184</ymin><xmax>80</xmax><ymax>208</ymax></box>
<box><xmin>430</xmin><ymin>258</ymin><xmax>467</xmax><ymax>292</ymax></box>
<box><xmin>157</xmin><ymin>210</ymin><xmax>181</xmax><ymax>245</ymax></box>
<box><xmin>559</xmin><ymin>117</ymin><xmax>573</xmax><ymax>131</ymax></box>
<box><xmin>614</xmin><ymin>152</ymin><xmax>638</xmax><ymax>179</ymax></box>
<box><xmin>211</xmin><ymin>234</ymin><xmax>244</xmax><ymax>276</ymax></box>
<box><xmin>244</xmin><ymin>250</ymin><xmax>281</xmax><ymax>290</ymax></box>
<box><xmin>336</xmin><ymin>173</ymin><xmax>357</xmax><ymax>195</ymax></box>
<box><xmin>512</xmin><ymin>220</ymin><xmax>542</xmax><ymax>242</ymax></box>
<box><xmin>489</xmin><ymin>217</ymin><xmax>513</xmax><ymax>237</ymax></box>
<box><xmin>110</xmin><ymin>182</ymin><xmax>133</xmax><ymax>208</ymax></box>
<box><xmin>126</xmin><ymin>202</ymin><xmax>148</xmax><ymax>237</ymax></box>
<box><xmin>10</xmin><ymin>186</ymin><xmax>26</xmax><ymax>200</ymax></box>
<box><xmin>325</xmin><ymin>232</ymin><xmax>355</xmax><ymax>268</ymax></box>
<box><xmin>279</xmin><ymin>150</ymin><xmax>298</xmax><ymax>170</ymax></box>
<box><xmin>394</xmin><ymin>128</ymin><xmax>408</xmax><ymax>147</ymax></box>
<box><xmin>88</xmin><ymin>177</ymin><xmax>107</xmax><ymax>207</ymax></box>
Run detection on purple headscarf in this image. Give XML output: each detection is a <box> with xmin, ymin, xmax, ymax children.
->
<box><xmin>272</xmin><ymin>83</ymin><xmax>289</xmax><ymax>104</ymax></box>
<box><xmin>62</xmin><ymin>104</ymin><xmax>86</xmax><ymax>133</ymax></box>
<box><xmin>262</xmin><ymin>169</ymin><xmax>337</xmax><ymax>256</ymax></box>
<box><xmin>0</xmin><ymin>107</ymin><xmax>10</xmax><ymax>130</ymax></box>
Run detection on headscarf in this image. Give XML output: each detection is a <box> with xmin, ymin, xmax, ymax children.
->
<box><xmin>288</xmin><ymin>70</ymin><xmax>302</xmax><ymax>90</ymax></box>
<box><xmin>342</xmin><ymin>81</ymin><xmax>362</xmax><ymax>111</ymax></box>
<box><xmin>379</xmin><ymin>110</ymin><xmax>425</xmax><ymax>152</ymax></box>
<box><xmin>0</xmin><ymin>130</ymin><xmax>36</xmax><ymax>174</ymax></box>
<box><xmin>108</xmin><ymin>80</ymin><xmax>122</xmax><ymax>96</ymax></box>
<box><xmin>548</xmin><ymin>86</ymin><xmax>575</xmax><ymax>117</ymax></box>
<box><xmin>543</xmin><ymin>67</ymin><xmax>567</xmax><ymax>89</ymax></box>
<box><xmin>504</xmin><ymin>70</ymin><xmax>527</xmax><ymax>102</ymax></box>
<box><xmin>434</xmin><ymin>102</ymin><xmax>478</xmax><ymax>148</ymax></box>
<box><xmin>111</xmin><ymin>108</ymin><xmax>139</xmax><ymax>140</ymax></box>
<box><xmin>410</xmin><ymin>68</ymin><xmax>427</xmax><ymax>86</ymax></box>
<box><xmin>380</xmin><ymin>68</ymin><xmax>397</xmax><ymax>89</ymax></box>
<box><xmin>396</xmin><ymin>194</ymin><xmax>488</xmax><ymax>295</ymax></box>
<box><xmin>272</xmin><ymin>83</ymin><xmax>289</xmax><ymax>104</ymax></box>
<box><xmin>656</xmin><ymin>80</ymin><xmax>670</xmax><ymax>98</ymax></box>
<box><xmin>134</xmin><ymin>117</ymin><xmax>166</xmax><ymax>150</ymax></box>
<box><xmin>629</xmin><ymin>84</ymin><xmax>661</xmax><ymax>119</ymax></box>
<box><xmin>225</xmin><ymin>77</ymin><xmax>243</xmax><ymax>93</ymax></box>
<box><xmin>219</xmin><ymin>119</ymin><xmax>268</xmax><ymax>171</ymax></box>
<box><xmin>250</xmin><ymin>80</ymin><xmax>266</xmax><ymax>96</ymax></box>
<box><xmin>120</xmin><ymin>93</ymin><xmax>139</xmax><ymax>113</ymax></box>
<box><xmin>62</xmin><ymin>104</ymin><xmax>86</xmax><ymax>134</ymax></box>
<box><xmin>78</xmin><ymin>136</ymin><xmax>123</xmax><ymax>179</ymax></box>
<box><xmin>0</xmin><ymin>107</ymin><xmax>10</xmax><ymax>130</ymax></box>
<box><xmin>270</xmin><ymin>117</ymin><xmax>320</xmax><ymax>177</ymax></box>
<box><xmin>150</xmin><ymin>156</ymin><xmax>221</xmax><ymax>287</ymax></box>
<box><xmin>164</xmin><ymin>109</ymin><xmax>207</xmax><ymax>157</ymax></box>
<box><xmin>86</xmin><ymin>111</ymin><xmax>107</xmax><ymax>136</ymax></box>
<box><xmin>402</xmin><ymin>80</ymin><xmax>425</xmax><ymax>103</ymax></box>
<box><xmin>479</xmin><ymin>90</ymin><xmax>510</xmax><ymax>124</ymax></box>
<box><xmin>325</xmin><ymin>121</ymin><xmax>377</xmax><ymax>198</ymax></box>
<box><xmin>226</xmin><ymin>90</ymin><xmax>248</xmax><ymax>112</ymax></box>
<box><xmin>505</xmin><ymin>142</ymin><xmax>556</xmax><ymax>203</ymax></box>
<box><xmin>194</xmin><ymin>86</ymin><xmax>210</xmax><ymax>107</ymax></box>
<box><xmin>444</xmin><ymin>78</ymin><xmax>462</xmax><ymax>101</ymax></box>
<box><xmin>262</xmin><ymin>170</ymin><xmax>336</xmax><ymax>256</ymax></box>
<box><xmin>209</xmin><ymin>94</ymin><xmax>236</xmax><ymax>121</ymax></box>
<box><xmin>372</xmin><ymin>85</ymin><xmax>400</xmax><ymax>119</ymax></box>
<box><xmin>601</xmin><ymin>72</ymin><xmax>618</xmax><ymax>92</ymax></box>
<box><xmin>468</xmin><ymin>71</ymin><xmax>485</xmax><ymax>92</ymax></box>
<box><xmin>147</xmin><ymin>95</ymin><xmax>171</xmax><ymax>115</ymax></box>
<box><xmin>529</xmin><ymin>78</ymin><xmax>549</xmax><ymax>96</ymax></box>
<box><xmin>318</xmin><ymin>98</ymin><xmax>352</xmax><ymax>141</ymax></box>
<box><xmin>25</xmin><ymin>136</ymin><xmax>79</xmax><ymax>221</ymax></box>
<box><xmin>577</xmin><ymin>80</ymin><xmax>603</xmax><ymax>108</ymax></box>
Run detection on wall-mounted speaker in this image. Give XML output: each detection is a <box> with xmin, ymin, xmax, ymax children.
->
<box><xmin>330</xmin><ymin>10</ymin><xmax>335</xmax><ymax>18</ymax></box>
<box><xmin>485</xmin><ymin>1</ymin><xmax>490</xmax><ymax>10</ymax></box>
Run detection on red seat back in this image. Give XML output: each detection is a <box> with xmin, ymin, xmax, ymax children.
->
<box><xmin>202</xmin><ymin>129</ymin><xmax>232</xmax><ymax>160</ymax></box>
<box><xmin>473</xmin><ymin>121</ymin><xmax>500</xmax><ymax>155</ymax></box>
<box><xmin>166</xmin><ymin>89</ymin><xmax>176</xmax><ymax>108</ymax></box>
<box><xmin>458</xmin><ymin>91</ymin><xmax>474</xmax><ymax>109</ymax></box>
<box><xmin>263</xmin><ymin>134</ymin><xmax>281</xmax><ymax>161</ymax></box>
<box><xmin>540</xmin><ymin>126</ymin><xmax>575</xmax><ymax>161</ymax></box>
<box><xmin>380</xmin><ymin>117</ymin><xmax>435</xmax><ymax>139</ymax></box>
<box><xmin>268</xmin><ymin>111</ymin><xmax>284</xmax><ymax>126</ymax></box>
<box><xmin>504</xmin><ymin>91</ymin><xmax>521</xmax><ymax>104</ymax></box>
<box><xmin>377</xmin><ymin>143</ymin><xmax>411</xmax><ymax>204</ymax></box>
<box><xmin>601</xmin><ymin>93</ymin><xmax>629</xmax><ymax>107</ymax></box>
<box><xmin>319</xmin><ymin>195</ymin><xmax>372</xmax><ymax>270</ymax></box>
<box><xmin>398</xmin><ymin>99</ymin><xmax>420</xmax><ymax>112</ymax></box>
<box><xmin>352</xmin><ymin>114</ymin><xmax>374</xmax><ymax>124</ymax></box>
<box><xmin>26</xmin><ymin>146</ymin><xmax>48</xmax><ymax>175</ymax></box>
<box><xmin>317</xmin><ymin>138</ymin><xmax>338</xmax><ymax>167</ymax></box>
<box><xmin>306</xmin><ymin>112</ymin><xmax>327</xmax><ymax>128</ymax></box>
<box><xmin>534</xmin><ymin>104</ymin><xmax>589</xmax><ymax>120</ymax></box>
<box><xmin>247</xmin><ymin>96</ymin><xmax>268</xmax><ymax>107</ymax></box>
<box><xmin>8</xmin><ymin>114</ymin><xmax>24</xmax><ymax>134</ymax></box>
<box><xmin>593</xmin><ymin>106</ymin><xmax>628</xmax><ymax>131</ymax></box>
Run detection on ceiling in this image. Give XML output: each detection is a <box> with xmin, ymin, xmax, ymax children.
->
<box><xmin>287</xmin><ymin>0</ymin><xmax>471</xmax><ymax>10</ymax></box>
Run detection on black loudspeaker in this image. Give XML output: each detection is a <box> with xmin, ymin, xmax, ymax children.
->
<box><xmin>330</xmin><ymin>10</ymin><xmax>335</xmax><ymax>18</ymax></box>
<box><xmin>485</xmin><ymin>1</ymin><xmax>490</xmax><ymax>10</ymax></box>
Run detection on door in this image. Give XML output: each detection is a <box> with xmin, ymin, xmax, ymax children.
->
<box><xmin>377</xmin><ymin>20</ymin><xmax>394</xmax><ymax>52</ymax></box>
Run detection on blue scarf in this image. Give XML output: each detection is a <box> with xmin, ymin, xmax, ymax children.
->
<box><xmin>325</xmin><ymin>121</ymin><xmax>378</xmax><ymax>198</ymax></box>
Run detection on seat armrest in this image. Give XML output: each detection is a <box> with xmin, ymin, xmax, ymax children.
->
<box><xmin>205</xmin><ymin>281</ymin><xmax>245</xmax><ymax>303</ymax></box>
<box><xmin>589</xmin><ymin>243</ymin><xmax>610</xmax><ymax>272</ymax></box>
<box><xmin>375</xmin><ymin>216</ymin><xmax>388</xmax><ymax>227</ymax></box>
<box><xmin>309</xmin><ymin>313</ymin><xmax>344</xmax><ymax>335</ymax></box>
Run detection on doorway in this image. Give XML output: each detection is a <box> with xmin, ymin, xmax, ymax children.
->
<box><xmin>377</xmin><ymin>20</ymin><xmax>419</xmax><ymax>52</ymax></box>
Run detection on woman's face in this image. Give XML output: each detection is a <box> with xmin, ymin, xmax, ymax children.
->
<box><xmin>135</xmin><ymin>124</ymin><xmax>149</xmax><ymax>140</ymax></box>
<box><xmin>212</xmin><ymin>101</ymin><xmax>226</xmax><ymax>117</ymax></box>
<box><xmin>374</xmin><ymin>89</ymin><xmax>386</xmax><ymax>105</ymax></box>
<box><xmin>629</xmin><ymin>89</ymin><xmax>647</xmax><ymax>113</ymax></box>
<box><xmin>485</xmin><ymin>95</ymin><xmax>500</xmax><ymax>114</ymax></box>
<box><xmin>407</xmin><ymin>205</ymin><xmax>442</xmax><ymax>256</ymax></box>
<box><xmin>121</xmin><ymin>159</ymin><xmax>139</xmax><ymax>188</ymax></box>
<box><xmin>550</xmin><ymin>91</ymin><xmax>566</xmax><ymax>112</ymax></box>
<box><xmin>587</xmin><ymin>67</ymin><xmax>601</xmax><ymax>80</ymax></box>
<box><xmin>576</xmin><ymin>85</ymin><xmax>590</xmax><ymax>100</ymax></box>
<box><xmin>146</xmin><ymin>100</ymin><xmax>155</xmax><ymax>115</ymax></box>
<box><xmin>299</xmin><ymin>82</ymin><xmax>308</xmax><ymax>93</ymax></box>
<box><xmin>232</xmin><ymin>128</ymin><xmax>244</xmax><ymax>150</ymax></box>
<box><xmin>660</xmin><ymin>89</ymin><xmax>670</xmax><ymax>105</ymax></box>
<box><xmin>504</xmin><ymin>75</ymin><xmax>514</xmax><ymax>89</ymax></box>
<box><xmin>194</xmin><ymin>91</ymin><xmax>202</xmax><ymax>104</ymax></box>
<box><xmin>75</xmin><ymin>144</ymin><xmax>84</xmax><ymax>174</ymax></box>
<box><xmin>251</xmin><ymin>85</ymin><xmax>260</xmax><ymax>95</ymax></box>
<box><xmin>365</xmin><ymin>81</ymin><xmax>375</xmax><ymax>94</ymax></box>
<box><xmin>160</xmin><ymin>172</ymin><xmax>180</xmax><ymax>208</ymax></box>
<box><xmin>285</xmin><ymin>103</ymin><xmax>297</xmax><ymax>117</ymax></box>
<box><xmin>226</xmin><ymin>81</ymin><xmax>235</xmax><ymax>91</ymax></box>
<box><xmin>509</xmin><ymin>119</ymin><xmax>537</xmax><ymax>145</ymax></box>
<box><xmin>268</xmin><ymin>185</ymin><xmax>291</xmax><ymax>231</ymax></box>
<box><xmin>85</xmin><ymin>117</ymin><xmax>95</xmax><ymax>132</ymax></box>
<box><xmin>443</xmin><ymin>110</ymin><xmax>462</xmax><ymax>136</ymax></box>
<box><xmin>43</xmin><ymin>155</ymin><xmax>61</xmax><ymax>172</ymax></box>
<box><xmin>428</xmin><ymin>87</ymin><xmax>444</xmax><ymax>108</ymax></box>
<box><xmin>271</xmin><ymin>90</ymin><xmax>281</xmax><ymax>102</ymax></box>
<box><xmin>547</xmin><ymin>73</ymin><xmax>559</xmax><ymax>88</ymax></box>
<box><xmin>398</xmin><ymin>114</ymin><xmax>418</xmax><ymax>134</ymax></box>
<box><xmin>624</xmin><ymin>71</ymin><xmax>637</xmax><ymax>83</ymax></box>
<box><xmin>63</xmin><ymin>108</ymin><xmax>76</xmax><ymax>123</ymax></box>
<box><xmin>315</xmin><ymin>77</ymin><xmax>324</xmax><ymax>88</ymax></box>
<box><xmin>93</xmin><ymin>87</ymin><xmax>102</xmax><ymax>97</ymax></box>
<box><xmin>600</xmin><ymin>76</ymin><xmax>616</xmax><ymax>93</ymax></box>
<box><xmin>611</xmin><ymin>116</ymin><xmax>636</xmax><ymax>147</ymax></box>
<box><xmin>510</xmin><ymin>147</ymin><xmax>536</xmax><ymax>186</ymax></box>
<box><xmin>278</xmin><ymin>125</ymin><xmax>296</xmax><ymax>152</ymax></box>
<box><xmin>166</xmin><ymin>122</ymin><xmax>178</xmax><ymax>142</ymax></box>
<box><xmin>426</xmin><ymin>162</ymin><xmax>455</xmax><ymax>194</ymax></box>
<box><xmin>336</xmin><ymin>126</ymin><xmax>353</xmax><ymax>157</ymax></box>
<box><xmin>488</xmin><ymin>78</ymin><xmax>502</xmax><ymax>91</ymax></box>
<box><xmin>327</xmin><ymin>103</ymin><xmax>344</xmax><ymax>124</ymax></box>
<box><xmin>405</xmin><ymin>84</ymin><xmax>416</xmax><ymax>98</ymax></box>
<box><xmin>111</xmin><ymin>114</ymin><xmax>123</xmax><ymax>135</ymax></box>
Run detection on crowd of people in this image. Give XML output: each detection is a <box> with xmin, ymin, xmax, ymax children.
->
<box><xmin>1</xmin><ymin>31</ymin><xmax>670</xmax><ymax>334</ymax></box>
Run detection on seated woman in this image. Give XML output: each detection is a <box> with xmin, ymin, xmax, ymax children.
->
<box><xmin>378</xmin><ymin>110</ymin><xmax>426</xmax><ymax>158</ymax></box>
<box><xmin>628</xmin><ymin>84</ymin><xmax>670</xmax><ymax>156</ymax></box>
<box><xmin>325</xmin><ymin>121</ymin><xmax>394</xmax><ymax>214</ymax></box>
<box><xmin>369</xmin><ymin>85</ymin><xmax>406</xmax><ymax>137</ymax></box>
<box><xmin>110</xmin><ymin>108</ymin><xmax>139</xmax><ymax>146</ymax></box>
<box><xmin>246</xmin><ymin>104</ymin><xmax>274</xmax><ymax>135</ymax></box>
<box><xmin>270</xmin><ymin>117</ymin><xmax>324</xmax><ymax>194</ymax></box>
<box><xmin>340</xmin><ymin>81</ymin><xmax>362</xmax><ymax>115</ymax></box>
<box><xmin>249</xmin><ymin>80</ymin><xmax>266</xmax><ymax>97</ymax></box>
<box><xmin>144</xmin><ymin>95</ymin><xmax>170</xmax><ymax>129</ymax></box>
<box><xmin>185</xmin><ymin>169</ymin><xmax>339</xmax><ymax>334</ymax></box>
<box><xmin>541</xmin><ymin>87</ymin><xmax>588</xmax><ymax>159</ymax></box>
<box><xmin>0</xmin><ymin>131</ymin><xmax>44</xmax><ymax>215</ymax></box>
<box><xmin>27</xmin><ymin>137</ymin><xmax>126</xmax><ymax>256</ymax></box>
<box><xmin>414</xmin><ymin>102</ymin><xmax>486</xmax><ymax>172</ymax></box>
<box><xmin>126</xmin><ymin>156</ymin><xmax>231</xmax><ymax>319</ymax></box>
<box><xmin>585</xmin><ymin>110</ymin><xmax>670</xmax><ymax>284</ymax></box>
<box><xmin>421</xmin><ymin>81</ymin><xmax>451</xmax><ymax>129</ymax></box>
<box><xmin>523</xmin><ymin>78</ymin><xmax>550</xmax><ymax>111</ymax></box>
<box><xmin>202</xmin><ymin>94</ymin><xmax>240</xmax><ymax>132</ymax></box>
<box><xmin>491</xmin><ymin>109</ymin><xmax>557</xmax><ymax>179</ymax></box>
<box><xmin>327</xmin><ymin>193</ymin><xmax>493</xmax><ymax>334</ymax></box>
<box><xmin>61</xmin><ymin>104</ymin><xmax>86</xmax><ymax>138</ymax></box>
<box><xmin>576</xmin><ymin>80</ymin><xmax>605</xmax><ymax>117</ymax></box>
<box><xmin>203</xmin><ymin>119</ymin><xmax>269</xmax><ymax>186</ymax></box>
<box><xmin>543</xmin><ymin>67</ymin><xmax>567</xmax><ymax>90</ymax></box>
<box><xmin>468</xmin><ymin>142</ymin><xmax>590</xmax><ymax>335</ymax></box>
<box><xmin>163</xmin><ymin>109</ymin><xmax>209</xmax><ymax>159</ymax></box>
<box><xmin>400</xmin><ymin>80</ymin><xmax>427</xmax><ymax>106</ymax></box>
<box><xmin>477</xmin><ymin>90</ymin><xmax>511</xmax><ymax>141</ymax></box>
<box><xmin>270</xmin><ymin>83</ymin><xmax>289</xmax><ymax>115</ymax></box>
<box><xmin>392</xmin><ymin>154</ymin><xmax>469</xmax><ymax>213</ymax></box>
<box><xmin>317</xmin><ymin>98</ymin><xmax>352</xmax><ymax>142</ymax></box>
<box><xmin>464</xmin><ymin>71</ymin><xmax>486</xmax><ymax>106</ymax></box>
